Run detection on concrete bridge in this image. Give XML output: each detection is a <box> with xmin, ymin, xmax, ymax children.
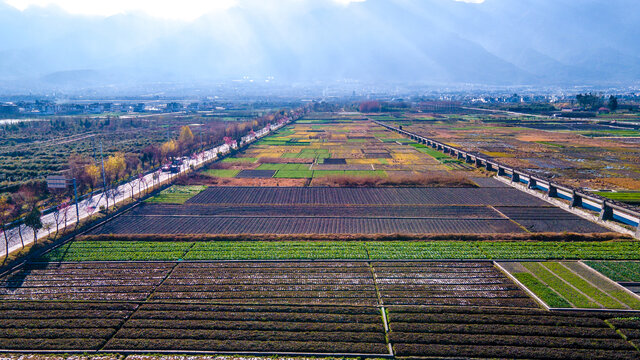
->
<box><xmin>374</xmin><ymin>120</ymin><xmax>640</xmax><ymax>239</ymax></box>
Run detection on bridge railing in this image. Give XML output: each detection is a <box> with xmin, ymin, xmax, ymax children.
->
<box><xmin>373</xmin><ymin>120</ymin><xmax>640</xmax><ymax>238</ymax></box>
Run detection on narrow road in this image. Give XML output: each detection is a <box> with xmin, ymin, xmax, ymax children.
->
<box><xmin>1</xmin><ymin>123</ymin><xmax>281</xmax><ymax>257</ymax></box>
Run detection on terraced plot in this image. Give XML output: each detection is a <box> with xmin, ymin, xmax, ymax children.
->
<box><xmin>386</xmin><ymin>306</ymin><xmax>640</xmax><ymax>360</ymax></box>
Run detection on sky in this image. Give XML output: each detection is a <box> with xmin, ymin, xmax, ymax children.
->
<box><xmin>4</xmin><ymin>0</ymin><xmax>375</xmax><ymax>20</ymax></box>
<box><xmin>0</xmin><ymin>0</ymin><xmax>637</xmax><ymax>92</ymax></box>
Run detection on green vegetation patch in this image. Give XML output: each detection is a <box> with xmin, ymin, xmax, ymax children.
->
<box><xmin>535</xmin><ymin>141</ymin><xmax>565</xmax><ymax>148</ymax></box>
<box><xmin>585</xmin><ymin>261</ymin><xmax>640</xmax><ymax>282</ymax></box>
<box><xmin>542</xmin><ymin>262</ymin><xmax>623</xmax><ymax>309</ymax></box>
<box><xmin>40</xmin><ymin>241</ymin><xmax>193</xmax><ymax>261</ymax></box>
<box><xmin>41</xmin><ymin>240</ymin><xmax>640</xmax><ymax>262</ymax></box>
<box><xmin>594</xmin><ymin>191</ymin><xmax>640</xmax><ymax>205</ymax></box>
<box><xmin>204</xmin><ymin>169</ymin><xmax>240</xmax><ymax>178</ymax></box>
<box><xmin>512</xmin><ymin>272</ymin><xmax>571</xmax><ymax>308</ymax></box>
<box><xmin>273</xmin><ymin>170</ymin><xmax>314</xmax><ymax>178</ymax></box>
<box><xmin>186</xmin><ymin>241</ymin><xmax>368</xmax><ymax>260</ymax></box>
<box><xmin>522</xmin><ymin>262</ymin><xmax>598</xmax><ymax>308</ymax></box>
<box><xmin>411</xmin><ymin>145</ymin><xmax>452</xmax><ymax>160</ymax></box>
<box><xmin>145</xmin><ymin>185</ymin><xmax>206</xmax><ymax>204</ymax></box>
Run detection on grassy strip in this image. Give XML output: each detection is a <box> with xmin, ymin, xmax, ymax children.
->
<box><xmin>512</xmin><ymin>273</ymin><xmax>571</xmax><ymax>308</ymax></box>
<box><xmin>38</xmin><ymin>239</ymin><xmax>640</xmax><ymax>262</ymax></box>
<box><xmin>522</xmin><ymin>262</ymin><xmax>598</xmax><ymax>308</ymax></box>
<box><xmin>203</xmin><ymin>169</ymin><xmax>240</xmax><ymax>178</ymax></box>
<box><xmin>145</xmin><ymin>185</ymin><xmax>207</xmax><ymax>204</ymax></box>
<box><xmin>542</xmin><ymin>262</ymin><xmax>624</xmax><ymax>309</ymax></box>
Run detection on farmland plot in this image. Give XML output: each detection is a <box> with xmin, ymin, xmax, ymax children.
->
<box><xmin>499</xmin><ymin>261</ymin><xmax>640</xmax><ymax>309</ymax></box>
<box><xmin>90</xmin><ymin>215</ymin><xmax>525</xmax><ymax>235</ymax></box>
<box><xmin>0</xmin><ymin>262</ymin><xmax>174</xmax><ymax>301</ymax></box>
<box><xmin>186</xmin><ymin>186</ymin><xmax>548</xmax><ymax>206</ymax></box>
<box><xmin>104</xmin><ymin>304</ymin><xmax>389</xmax><ymax>354</ymax></box>
<box><xmin>386</xmin><ymin>306</ymin><xmax>640</xmax><ymax>360</ymax></box>
<box><xmin>584</xmin><ymin>261</ymin><xmax>640</xmax><ymax>296</ymax></box>
<box><xmin>39</xmin><ymin>240</ymin><xmax>640</xmax><ymax>262</ymax></box>
<box><xmin>129</xmin><ymin>203</ymin><xmax>505</xmax><ymax>218</ymax></box>
<box><xmin>494</xmin><ymin>206</ymin><xmax>609</xmax><ymax>233</ymax></box>
<box><xmin>373</xmin><ymin>261</ymin><xmax>535</xmax><ymax>307</ymax></box>
<box><xmin>0</xmin><ymin>301</ymin><xmax>138</xmax><ymax>350</ymax></box>
<box><xmin>150</xmin><ymin>262</ymin><xmax>379</xmax><ymax>305</ymax></box>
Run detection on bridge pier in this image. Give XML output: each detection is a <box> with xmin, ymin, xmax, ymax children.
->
<box><xmin>511</xmin><ymin>172</ymin><xmax>520</xmax><ymax>183</ymax></box>
<box><xmin>570</xmin><ymin>191</ymin><xmax>582</xmax><ymax>208</ymax></box>
<box><xmin>475</xmin><ymin>158</ymin><xmax>482</xmax><ymax>167</ymax></box>
<box><xmin>599</xmin><ymin>203</ymin><xmax>613</xmax><ymax>221</ymax></box>
<box><xmin>457</xmin><ymin>152</ymin><xmax>464</xmax><ymax>160</ymax></box>
<box><xmin>527</xmin><ymin>178</ymin><xmax>537</xmax><ymax>189</ymax></box>
<box><xmin>486</xmin><ymin>163</ymin><xmax>495</xmax><ymax>172</ymax></box>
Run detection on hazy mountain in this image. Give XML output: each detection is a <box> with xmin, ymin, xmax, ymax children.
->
<box><xmin>0</xmin><ymin>0</ymin><xmax>639</xmax><ymax>92</ymax></box>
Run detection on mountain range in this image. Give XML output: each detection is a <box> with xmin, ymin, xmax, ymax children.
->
<box><xmin>1</xmin><ymin>0</ymin><xmax>639</xmax><ymax>92</ymax></box>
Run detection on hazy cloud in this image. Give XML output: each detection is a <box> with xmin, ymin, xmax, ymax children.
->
<box><xmin>4</xmin><ymin>0</ymin><xmax>370</xmax><ymax>20</ymax></box>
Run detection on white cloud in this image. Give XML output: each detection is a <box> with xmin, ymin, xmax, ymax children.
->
<box><xmin>4</xmin><ymin>0</ymin><xmax>369</xmax><ymax>20</ymax></box>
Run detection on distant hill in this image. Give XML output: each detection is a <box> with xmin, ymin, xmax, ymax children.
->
<box><xmin>0</xmin><ymin>0</ymin><xmax>638</xmax><ymax>91</ymax></box>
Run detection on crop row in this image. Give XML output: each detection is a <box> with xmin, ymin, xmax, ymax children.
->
<box><xmin>2</xmin><ymin>261</ymin><xmax>526</xmax><ymax>306</ymax></box>
<box><xmin>0</xmin><ymin>301</ymin><xmax>389</xmax><ymax>353</ymax></box>
<box><xmin>91</xmin><ymin>215</ymin><xmax>525</xmax><ymax>235</ymax></box>
<box><xmin>186</xmin><ymin>186</ymin><xmax>546</xmax><ymax>206</ymax></box>
<box><xmin>37</xmin><ymin>240</ymin><xmax>640</xmax><ymax>262</ymax></box>
<box><xmin>386</xmin><ymin>306</ymin><xmax>638</xmax><ymax>359</ymax></box>
<box><xmin>0</xmin><ymin>301</ymin><xmax>137</xmax><ymax>350</ymax></box>
<box><xmin>131</xmin><ymin>203</ymin><xmax>504</xmax><ymax>218</ymax></box>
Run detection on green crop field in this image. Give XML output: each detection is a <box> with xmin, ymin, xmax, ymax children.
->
<box><xmin>144</xmin><ymin>185</ymin><xmax>206</xmax><ymax>204</ymax></box>
<box><xmin>512</xmin><ymin>272</ymin><xmax>571</xmax><ymax>308</ymax></box>
<box><xmin>38</xmin><ymin>240</ymin><xmax>640</xmax><ymax>262</ymax></box>
<box><xmin>585</xmin><ymin>261</ymin><xmax>640</xmax><ymax>282</ymax></box>
<box><xmin>594</xmin><ymin>191</ymin><xmax>640</xmax><ymax>205</ymax></box>
<box><xmin>204</xmin><ymin>169</ymin><xmax>240</xmax><ymax>178</ymax></box>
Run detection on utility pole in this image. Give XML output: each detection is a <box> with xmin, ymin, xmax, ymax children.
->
<box><xmin>100</xmin><ymin>141</ymin><xmax>108</xmax><ymax>212</ymax></box>
<box><xmin>72</xmin><ymin>178</ymin><xmax>79</xmax><ymax>225</ymax></box>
